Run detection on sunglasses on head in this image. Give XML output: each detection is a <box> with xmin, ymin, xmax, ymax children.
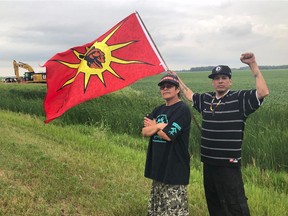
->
<box><xmin>159</xmin><ymin>83</ymin><xmax>175</xmax><ymax>90</ymax></box>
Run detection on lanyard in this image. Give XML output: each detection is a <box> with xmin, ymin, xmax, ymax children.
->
<box><xmin>210</xmin><ymin>97</ymin><xmax>222</xmax><ymax>115</ymax></box>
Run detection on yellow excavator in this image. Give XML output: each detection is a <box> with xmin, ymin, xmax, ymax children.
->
<box><xmin>13</xmin><ymin>60</ymin><xmax>46</xmax><ymax>83</ymax></box>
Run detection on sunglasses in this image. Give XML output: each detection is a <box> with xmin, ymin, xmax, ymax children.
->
<box><xmin>160</xmin><ymin>84</ymin><xmax>175</xmax><ymax>90</ymax></box>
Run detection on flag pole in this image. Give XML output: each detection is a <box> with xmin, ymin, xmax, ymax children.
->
<box><xmin>135</xmin><ymin>11</ymin><xmax>169</xmax><ymax>71</ymax></box>
<box><xmin>135</xmin><ymin>12</ymin><xmax>201</xmax><ymax>133</ymax></box>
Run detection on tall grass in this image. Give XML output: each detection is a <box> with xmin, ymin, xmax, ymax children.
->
<box><xmin>0</xmin><ymin>109</ymin><xmax>287</xmax><ymax>215</ymax></box>
<box><xmin>0</xmin><ymin>69</ymin><xmax>287</xmax><ymax>171</ymax></box>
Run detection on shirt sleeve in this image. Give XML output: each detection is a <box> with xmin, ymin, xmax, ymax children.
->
<box><xmin>238</xmin><ymin>89</ymin><xmax>264</xmax><ymax>118</ymax></box>
<box><xmin>192</xmin><ymin>93</ymin><xmax>202</xmax><ymax>113</ymax></box>
<box><xmin>162</xmin><ymin>104</ymin><xmax>191</xmax><ymax>141</ymax></box>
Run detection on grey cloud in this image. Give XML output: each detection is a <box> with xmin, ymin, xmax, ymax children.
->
<box><xmin>0</xmin><ymin>0</ymin><xmax>287</xmax><ymax>76</ymax></box>
<box><xmin>220</xmin><ymin>23</ymin><xmax>253</xmax><ymax>37</ymax></box>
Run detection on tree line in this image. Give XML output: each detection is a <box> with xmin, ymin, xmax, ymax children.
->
<box><xmin>176</xmin><ymin>65</ymin><xmax>288</xmax><ymax>72</ymax></box>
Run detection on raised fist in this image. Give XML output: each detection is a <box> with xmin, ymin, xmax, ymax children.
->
<box><xmin>240</xmin><ymin>52</ymin><xmax>256</xmax><ymax>65</ymax></box>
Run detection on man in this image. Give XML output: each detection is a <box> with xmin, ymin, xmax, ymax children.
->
<box><xmin>173</xmin><ymin>52</ymin><xmax>269</xmax><ymax>216</ymax></box>
<box><xmin>142</xmin><ymin>74</ymin><xmax>192</xmax><ymax>216</ymax></box>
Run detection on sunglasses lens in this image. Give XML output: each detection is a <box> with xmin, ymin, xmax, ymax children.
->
<box><xmin>160</xmin><ymin>84</ymin><xmax>174</xmax><ymax>90</ymax></box>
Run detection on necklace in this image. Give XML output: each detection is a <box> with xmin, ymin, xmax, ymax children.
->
<box><xmin>210</xmin><ymin>97</ymin><xmax>222</xmax><ymax>115</ymax></box>
<box><xmin>210</xmin><ymin>91</ymin><xmax>229</xmax><ymax>115</ymax></box>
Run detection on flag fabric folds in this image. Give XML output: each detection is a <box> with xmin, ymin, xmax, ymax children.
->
<box><xmin>43</xmin><ymin>12</ymin><xmax>167</xmax><ymax>123</ymax></box>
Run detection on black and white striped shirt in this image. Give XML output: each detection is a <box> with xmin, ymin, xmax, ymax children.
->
<box><xmin>193</xmin><ymin>90</ymin><xmax>263</xmax><ymax>167</ymax></box>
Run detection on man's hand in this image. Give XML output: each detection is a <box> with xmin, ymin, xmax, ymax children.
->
<box><xmin>240</xmin><ymin>52</ymin><xmax>269</xmax><ymax>99</ymax></box>
<box><xmin>168</xmin><ymin>70</ymin><xmax>177</xmax><ymax>76</ymax></box>
<box><xmin>240</xmin><ymin>52</ymin><xmax>256</xmax><ymax>65</ymax></box>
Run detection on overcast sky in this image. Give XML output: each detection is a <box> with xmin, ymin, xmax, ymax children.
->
<box><xmin>0</xmin><ymin>0</ymin><xmax>287</xmax><ymax>76</ymax></box>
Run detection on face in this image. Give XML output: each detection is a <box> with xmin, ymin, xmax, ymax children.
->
<box><xmin>212</xmin><ymin>75</ymin><xmax>232</xmax><ymax>95</ymax></box>
<box><xmin>159</xmin><ymin>82</ymin><xmax>180</xmax><ymax>101</ymax></box>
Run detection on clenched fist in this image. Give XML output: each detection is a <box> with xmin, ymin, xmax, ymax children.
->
<box><xmin>240</xmin><ymin>52</ymin><xmax>256</xmax><ymax>65</ymax></box>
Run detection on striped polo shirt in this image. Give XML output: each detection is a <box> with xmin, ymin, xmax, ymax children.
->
<box><xmin>193</xmin><ymin>90</ymin><xmax>263</xmax><ymax>167</ymax></box>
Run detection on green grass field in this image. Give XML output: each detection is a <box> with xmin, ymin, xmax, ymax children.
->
<box><xmin>0</xmin><ymin>69</ymin><xmax>287</xmax><ymax>215</ymax></box>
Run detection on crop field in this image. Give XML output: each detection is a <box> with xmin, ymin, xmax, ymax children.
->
<box><xmin>0</xmin><ymin>69</ymin><xmax>287</xmax><ymax>215</ymax></box>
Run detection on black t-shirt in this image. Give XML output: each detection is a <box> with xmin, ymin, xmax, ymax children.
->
<box><xmin>144</xmin><ymin>101</ymin><xmax>192</xmax><ymax>185</ymax></box>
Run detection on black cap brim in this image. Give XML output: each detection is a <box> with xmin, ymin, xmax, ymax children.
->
<box><xmin>208</xmin><ymin>73</ymin><xmax>231</xmax><ymax>79</ymax></box>
<box><xmin>158</xmin><ymin>80</ymin><xmax>179</xmax><ymax>86</ymax></box>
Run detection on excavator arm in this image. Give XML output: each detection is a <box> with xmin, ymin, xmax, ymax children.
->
<box><xmin>13</xmin><ymin>60</ymin><xmax>20</xmax><ymax>80</ymax></box>
<box><xmin>13</xmin><ymin>60</ymin><xmax>35</xmax><ymax>81</ymax></box>
<box><xmin>12</xmin><ymin>60</ymin><xmax>46</xmax><ymax>83</ymax></box>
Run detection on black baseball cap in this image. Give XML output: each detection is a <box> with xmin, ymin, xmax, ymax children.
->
<box><xmin>208</xmin><ymin>65</ymin><xmax>232</xmax><ymax>79</ymax></box>
<box><xmin>158</xmin><ymin>74</ymin><xmax>179</xmax><ymax>86</ymax></box>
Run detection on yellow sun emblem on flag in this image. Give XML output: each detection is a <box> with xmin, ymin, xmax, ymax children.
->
<box><xmin>57</xmin><ymin>23</ymin><xmax>143</xmax><ymax>91</ymax></box>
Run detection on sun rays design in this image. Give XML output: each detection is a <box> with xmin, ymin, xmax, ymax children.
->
<box><xmin>57</xmin><ymin>22</ymin><xmax>144</xmax><ymax>92</ymax></box>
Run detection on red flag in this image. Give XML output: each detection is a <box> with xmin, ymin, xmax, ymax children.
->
<box><xmin>43</xmin><ymin>12</ymin><xmax>167</xmax><ymax>123</ymax></box>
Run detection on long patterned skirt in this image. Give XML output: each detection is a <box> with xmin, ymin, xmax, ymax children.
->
<box><xmin>147</xmin><ymin>180</ymin><xmax>189</xmax><ymax>216</ymax></box>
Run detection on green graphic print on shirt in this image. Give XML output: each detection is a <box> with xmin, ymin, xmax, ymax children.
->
<box><xmin>152</xmin><ymin>114</ymin><xmax>182</xmax><ymax>143</ymax></box>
